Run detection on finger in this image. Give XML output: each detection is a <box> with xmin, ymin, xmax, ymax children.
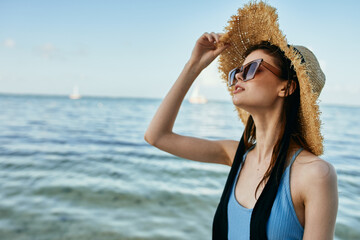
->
<box><xmin>205</xmin><ymin>32</ymin><xmax>215</xmax><ymax>43</ymax></box>
<box><xmin>203</xmin><ymin>32</ymin><xmax>214</xmax><ymax>42</ymax></box>
<box><xmin>210</xmin><ymin>32</ymin><xmax>219</xmax><ymax>43</ymax></box>
<box><xmin>214</xmin><ymin>43</ymin><xmax>231</xmax><ymax>56</ymax></box>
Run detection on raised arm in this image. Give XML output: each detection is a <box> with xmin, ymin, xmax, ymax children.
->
<box><xmin>144</xmin><ymin>33</ymin><xmax>237</xmax><ymax>166</ymax></box>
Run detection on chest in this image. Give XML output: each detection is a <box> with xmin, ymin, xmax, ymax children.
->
<box><xmin>234</xmin><ymin>159</ymin><xmax>305</xmax><ymax>228</ymax></box>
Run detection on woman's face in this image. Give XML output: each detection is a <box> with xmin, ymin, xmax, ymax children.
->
<box><xmin>232</xmin><ymin>49</ymin><xmax>288</xmax><ymax>113</ymax></box>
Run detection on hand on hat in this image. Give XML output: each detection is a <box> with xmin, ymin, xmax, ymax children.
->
<box><xmin>188</xmin><ymin>32</ymin><xmax>230</xmax><ymax>72</ymax></box>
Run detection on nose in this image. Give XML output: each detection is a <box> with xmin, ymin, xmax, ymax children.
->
<box><xmin>235</xmin><ymin>71</ymin><xmax>243</xmax><ymax>82</ymax></box>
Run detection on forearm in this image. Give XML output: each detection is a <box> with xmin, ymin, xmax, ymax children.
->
<box><xmin>144</xmin><ymin>61</ymin><xmax>202</xmax><ymax>145</ymax></box>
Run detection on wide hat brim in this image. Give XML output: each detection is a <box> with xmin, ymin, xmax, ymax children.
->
<box><xmin>216</xmin><ymin>1</ymin><xmax>325</xmax><ymax>156</ymax></box>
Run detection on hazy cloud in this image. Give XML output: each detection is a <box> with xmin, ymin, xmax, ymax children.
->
<box><xmin>321</xmin><ymin>83</ymin><xmax>360</xmax><ymax>106</ymax></box>
<box><xmin>72</xmin><ymin>46</ymin><xmax>89</xmax><ymax>57</ymax></box>
<box><xmin>4</xmin><ymin>38</ymin><xmax>15</xmax><ymax>48</ymax></box>
<box><xmin>34</xmin><ymin>43</ymin><xmax>89</xmax><ymax>60</ymax></box>
<box><xmin>41</xmin><ymin>43</ymin><xmax>56</xmax><ymax>59</ymax></box>
<box><xmin>197</xmin><ymin>60</ymin><xmax>224</xmax><ymax>87</ymax></box>
<box><xmin>319</xmin><ymin>59</ymin><xmax>327</xmax><ymax>71</ymax></box>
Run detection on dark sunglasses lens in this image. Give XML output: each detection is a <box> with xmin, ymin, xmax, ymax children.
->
<box><xmin>243</xmin><ymin>62</ymin><xmax>259</xmax><ymax>81</ymax></box>
<box><xmin>228</xmin><ymin>68</ymin><xmax>239</xmax><ymax>86</ymax></box>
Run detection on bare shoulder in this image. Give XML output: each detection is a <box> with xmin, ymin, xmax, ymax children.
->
<box><xmin>295</xmin><ymin>150</ymin><xmax>337</xmax><ymax>180</ymax></box>
<box><xmin>294</xmin><ymin>150</ymin><xmax>338</xmax><ymax>200</ymax></box>
<box><xmin>295</xmin><ymin>150</ymin><xmax>339</xmax><ymax>238</ymax></box>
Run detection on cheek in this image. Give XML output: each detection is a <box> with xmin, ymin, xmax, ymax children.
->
<box><xmin>248</xmin><ymin>81</ymin><xmax>280</xmax><ymax>104</ymax></box>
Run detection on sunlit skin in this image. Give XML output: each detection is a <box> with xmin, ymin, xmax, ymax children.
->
<box><xmin>232</xmin><ymin>49</ymin><xmax>297</xmax><ymax>164</ymax></box>
<box><xmin>229</xmin><ymin>49</ymin><xmax>338</xmax><ymax>238</ymax></box>
<box><xmin>232</xmin><ymin>50</ymin><xmax>289</xmax><ymax>111</ymax></box>
<box><xmin>145</xmin><ymin>32</ymin><xmax>338</xmax><ymax>239</ymax></box>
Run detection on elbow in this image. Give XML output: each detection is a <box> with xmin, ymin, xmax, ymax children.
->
<box><xmin>144</xmin><ymin>130</ymin><xmax>170</xmax><ymax>147</ymax></box>
<box><xmin>144</xmin><ymin>132</ymin><xmax>157</xmax><ymax>146</ymax></box>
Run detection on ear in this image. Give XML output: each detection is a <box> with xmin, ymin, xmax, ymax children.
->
<box><xmin>278</xmin><ymin>80</ymin><xmax>297</xmax><ymax>97</ymax></box>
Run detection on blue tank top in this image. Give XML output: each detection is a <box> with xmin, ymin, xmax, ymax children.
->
<box><xmin>228</xmin><ymin>145</ymin><xmax>304</xmax><ymax>240</ymax></box>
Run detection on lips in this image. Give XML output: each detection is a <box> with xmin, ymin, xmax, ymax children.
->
<box><xmin>233</xmin><ymin>85</ymin><xmax>245</xmax><ymax>94</ymax></box>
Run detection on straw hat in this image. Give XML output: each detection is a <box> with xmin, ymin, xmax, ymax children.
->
<box><xmin>216</xmin><ymin>1</ymin><xmax>325</xmax><ymax>156</ymax></box>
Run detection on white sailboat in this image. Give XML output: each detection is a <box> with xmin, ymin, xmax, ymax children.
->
<box><xmin>69</xmin><ymin>85</ymin><xmax>81</xmax><ymax>100</ymax></box>
<box><xmin>189</xmin><ymin>83</ymin><xmax>207</xmax><ymax>104</ymax></box>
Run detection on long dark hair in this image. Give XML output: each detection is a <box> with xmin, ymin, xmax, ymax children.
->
<box><xmin>242</xmin><ymin>41</ymin><xmax>308</xmax><ymax>239</ymax></box>
<box><xmin>212</xmin><ymin>41</ymin><xmax>309</xmax><ymax>239</ymax></box>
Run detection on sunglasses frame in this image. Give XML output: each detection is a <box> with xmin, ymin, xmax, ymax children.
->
<box><xmin>228</xmin><ymin>58</ymin><xmax>282</xmax><ymax>87</ymax></box>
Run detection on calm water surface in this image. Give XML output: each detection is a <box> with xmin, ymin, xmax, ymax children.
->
<box><xmin>0</xmin><ymin>94</ymin><xmax>359</xmax><ymax>240</ymax></box>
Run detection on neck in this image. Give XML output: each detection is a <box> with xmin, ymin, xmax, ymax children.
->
<box><xmin>251</xmin><ymin>106</ymin><xmax>284</xmax><ymax>166</ymax></box>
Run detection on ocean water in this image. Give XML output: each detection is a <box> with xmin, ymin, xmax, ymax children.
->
<box><xmin>0</xmin><ymin>94</ymin><xmax>359</xmax><ymax>240</ymax></box>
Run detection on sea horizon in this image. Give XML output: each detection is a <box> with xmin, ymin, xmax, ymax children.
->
<box><xmin>1</xmin><ymin>92</ymin><xmax>359</xmax><ymax>108</ymax></box>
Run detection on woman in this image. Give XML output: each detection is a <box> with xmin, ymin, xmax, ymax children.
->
<box><xmin>144</xmin><ymin>1</ymin><xmax>338</xmax><ymax>239</ymax></box>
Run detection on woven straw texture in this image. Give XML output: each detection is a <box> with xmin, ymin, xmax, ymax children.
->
<box><xmin>216</xmin><ymin>1</ymin><xmax>325</xmax><ymax>156</ymax></box>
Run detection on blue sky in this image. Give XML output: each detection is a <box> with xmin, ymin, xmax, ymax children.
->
<box><xmin>1</xmin><ymin>0</ymin><xmax>359</xmax><ymax>106</ymax></box>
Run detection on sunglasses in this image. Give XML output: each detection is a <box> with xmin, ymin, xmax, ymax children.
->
<box><xmin>228</xmin><ymin>58</ymin><xmax>282</xmax><ymax>87</ymax></box>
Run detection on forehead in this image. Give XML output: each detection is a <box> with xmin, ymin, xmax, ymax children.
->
<box><xmin>243</xmin><ymin>49</ymin><xmax>277</xmax><ymax>66</ymax></box>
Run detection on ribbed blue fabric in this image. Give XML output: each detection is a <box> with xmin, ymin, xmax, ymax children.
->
<box><xmin>228</xmin><ymin>146</ymin><xmax>304</xmax><ymax>240</ymax></box>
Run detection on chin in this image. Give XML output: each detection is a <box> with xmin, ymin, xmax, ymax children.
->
<box><xmin>232</xmin><ymin>99</ymin><xmax>253</xmax><ymax>114</ymax></box>
<box><xmin>232</xmin><ymin>99</ymin><xmax>246</xmax><ymax>110</ymax></box>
